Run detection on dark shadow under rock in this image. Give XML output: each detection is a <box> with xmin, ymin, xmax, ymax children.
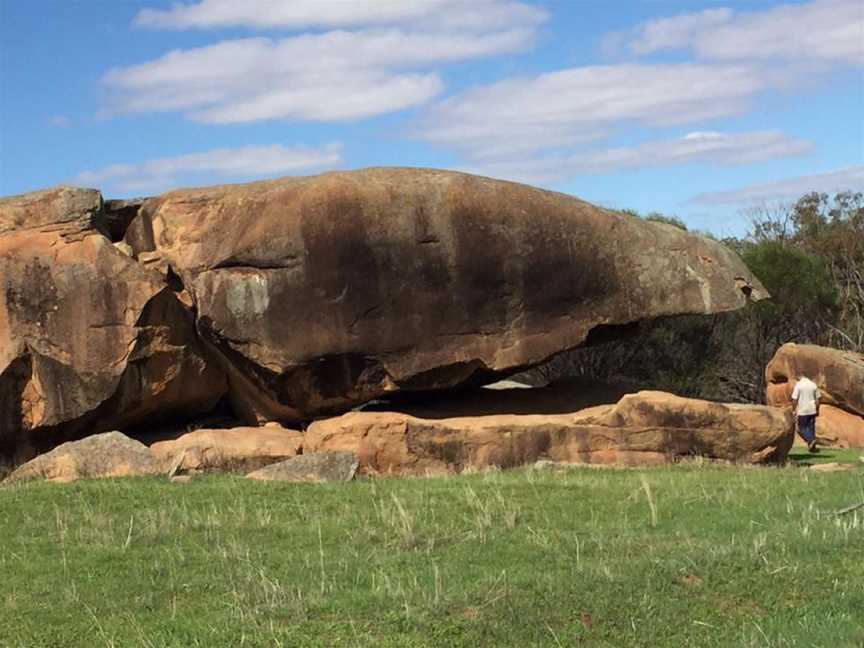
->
<box><xmin>360</xmin><ymin>377</ymin><xmax>637</xmax><ymax>419</ymax></box>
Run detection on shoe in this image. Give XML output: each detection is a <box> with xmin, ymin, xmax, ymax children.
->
<box><xmin>808</xmin><ymin>441</ymin><xmax>819</xmax><ymax>453</ymax></box>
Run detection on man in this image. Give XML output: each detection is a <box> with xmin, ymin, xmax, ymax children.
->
<box><xmin>791</xmin><ymin>375</ymin><xmax>821</xmax><ymax>452</ymax></box>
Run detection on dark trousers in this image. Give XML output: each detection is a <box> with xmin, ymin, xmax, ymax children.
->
<box><xmin>797</xmin><ymin>414</ymin><xmax>817</xmax><ymax>444</ymax></box>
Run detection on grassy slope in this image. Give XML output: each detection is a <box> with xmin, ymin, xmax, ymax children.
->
<box><xmin>1</xmin><ymin>458</ymin><xmax>862</xmax><ymax>647</ymax></box>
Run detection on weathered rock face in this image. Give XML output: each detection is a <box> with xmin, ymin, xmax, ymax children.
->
<box><xmin>805</xmin><ymin>405</ymin><xmax>864</xmax><ymax>448</ymax></box>
<box><xmin>150</xmin><ymin>425</ymin><xmax>303</xmax><ymax>473</ymax></box>
<box><xmin>304</xmin><ymin>391</ymin><xmax>793</xmax><ymax>475</ymax></box>
<box><xmin>766</xmin><ymin>344</ymin><xmax>864</xmax><ymax>414</ymax></box>
<box><xmin>127</xmin><ymin>168</ymin><xmax>767</xmax><ymax>422</ymax></box>
<box><xmin>766</xmin><ymin>344</ymin><xmax>864</xmax><ymax>416</ymax></box>
<box><xmin>766</xmin><ymin>343</ymin><xmax>864</xmax><ymax>448</ymax></box>
<box><xmin>0</xmin><ymin>169</ymin><xmax>769</xmax><ymax>460</ymax></box>
<box><xmin>246</xmin><ymin>451</ymin><xmax>359</xmax><ymax>483</ymax></box>
<box><xmin>0</xmin><ymin>188</ymin><xmax>226</xmax><ymax>459</ymax></box>
<box><xmin>4</xmin><ymin>431</ymin><xmax>160</xmax><ymax>484</ymax></box>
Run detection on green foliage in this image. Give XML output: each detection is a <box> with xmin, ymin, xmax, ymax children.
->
<box><xmin>1</xmin><ymin>465</ymin><xmax>862</xmax><ymax>647</ymax></box>
<box><xmin>531</xmin><ymin>191</ymin><xmax>862</xmax><ymax>403</ymax></box>
<box><xmin>644</xmin><ymin>212</ymin><xmax>688</xmax><ymax>231</ymax></box>
<box><xmin>616</xmin><ymin>208</ymin><xmax>689</xmax><ymax>231</ymax></box>
<box><xmin>741</xmin><ymin>240</ymin><xmax>838</xmax><ymax>320</ymax></box>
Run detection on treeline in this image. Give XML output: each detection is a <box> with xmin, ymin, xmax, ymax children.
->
<box><xmin>521</xmin><ymin>191</ymin><xmax>864</xmax><ymax>404</ymax></box>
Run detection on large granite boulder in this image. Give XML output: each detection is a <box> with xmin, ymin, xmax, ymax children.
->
<box><xmin>4</xmin><ymin>431</ymin><xmax>160</xmax><ymax>484</ymax></box>
<box><xmin>0</xmin><ymin>169</ymin><xmax>769</xmax><ymax>461</ymax></box>
<box><xmin>766</xmin><ymin>343</ymin><xmax>864</xmax><ymax>448</ymax></box>
<box><xmin>125</xmin><ymin>168</ymin><xmax>767</xmax><ymax>422</ymax></box>
<box><xmin>0</xmin><ymin>187</ymin><xmax>226</xmax><ymax>459</ymax></box>
<box><xmin>799</xmin><ymin>405</ymin><xmax>864</xmax><ymax>449</ymax></box>
<box><xmin>150</xmin><ymin>425</ymin><xmax>303</xmax><ymax>473</ymax></box>
<box><xmin>766</xmin><ymin>344</ymin><xmax>864</xmax><ymax>417</ymax></box>
<box><xmin>304</xmin><ymin>391</ymin><xmax>794</xmax><ymax>475</ymax></box>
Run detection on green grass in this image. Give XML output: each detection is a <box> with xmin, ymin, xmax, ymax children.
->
<box><xmin>1</xmin><ymin>461</ymin><xmax>863</xmax><ymax>647</ymax></box>
<box><xmin>788</xmin><ymin>447</ymin><xmax>863</xmax><ymax>466</ymax></box>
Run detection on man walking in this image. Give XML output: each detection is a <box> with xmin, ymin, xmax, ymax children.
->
<box><xmin>791</xmin><ymin>375</ymin><xmax>821</xmax><ymax>452</ymax></box>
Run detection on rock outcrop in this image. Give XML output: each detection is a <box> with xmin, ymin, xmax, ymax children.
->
<box><xmin>304</xmin><ymin>391</ymin><xmax>793</xmax><ymax>475</ymax></box>
<box><xmin>4</xmin><ymin>431</ymin><xmax>160</xmax><ymax>483</ymax></box>
<box><xmin>806</xmin><ymin>405</ymin><xmax>864</xmax><ymax>448</ymax></box>
<box><xmin>246</xmin><ymin>451</ymin><xmax>359</xmax><ymax>483</ymax></box>
<box><xmin>0</xmin><ymin>187</ymin><xmax>227</xmax><ymax>459</ymax></box>
<box><xmin>0</xmin><ymin>169</ymin><xmax>769</xmax><ymax>459</ymax></box>
<box><xmin>766</xmin><ymin>343</ymin><xmax>864</xmax><ymax>447</ymax></box>
<box><xmin>125</xmin><ymin>167</ymin><xmax>766</xmax><ymax>422</ymax></box>
<box><xmin>151</xmin><ymin>425</ymin><xmax>303</xmax><ymax>473</ymax></box>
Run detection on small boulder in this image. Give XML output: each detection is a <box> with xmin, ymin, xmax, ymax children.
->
<box><xmin>246</xmin><ymin>451</ymin><xmax>359</xmax><ymax>483</ymax></box>
<box><xmin>150</xmin><ymin>425</ymin><xmax>303</xmax><ymax>474</ymax></box>
<box><xmin>4</xmin><ymin>431</ymin><xmax>160</xmax><ymax>484</ymax></box>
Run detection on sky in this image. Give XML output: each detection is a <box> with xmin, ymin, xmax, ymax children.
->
<box><xmin>1</xmin><ymin>0</ymin><xmax>862</xmax><ymax>237</ymax></box>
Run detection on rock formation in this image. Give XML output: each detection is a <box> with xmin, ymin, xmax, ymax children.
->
<box><xmin>806</xmin><ymin>405</ymin><xmax>864</xmax><ymax>448</ymax></box>
<box><xmin>151</xmin><ymin>425</ymin><xmax>303</xmax><ymax>473</ymax></box>
<box><xmin>124</xmin><ymin>167</ymin><xmax>766</xmax><ymax>422</ymax></box>
<box><xmin>4</xmin><ymin>431</ymin><xmax>161</xmax><ymax>483</ymax></box>
<box><xmin>0</xmin><ymin>169</ymin><xmax>767</xmax><ymax>458</ymax></box>
<box><xmin>766</xmin><ymin>343</ymin><xmax>864</xmax><ymax>447</ymax></box>
<box><xmin>304</xmin><ymin>391</ymin><xmax>793</xmax><ymax>476</ymax></box>
<box><xmin>0</xmin><ymin>187</ymin><xmax>226</xmax><ymax>461</ymax></box>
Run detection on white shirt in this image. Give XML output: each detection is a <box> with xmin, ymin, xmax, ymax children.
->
<box><xmin>791</xmin><ymin>377</ymin><xmax>820</xmax><ymax>416</ymax></box>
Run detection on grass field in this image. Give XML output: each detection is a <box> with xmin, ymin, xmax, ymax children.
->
<box><xmin>1</xmin><ymin>452</ymin><xmax>862</xmax><ymax>647</ymax></box>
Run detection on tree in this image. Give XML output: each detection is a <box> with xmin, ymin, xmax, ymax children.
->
<box><xmin>523</xmin><ymin>195</ymin><xmax>861</xmax><ymax>405</ymax></box>
<box><xmin>750</xmin><ymin>192</ymin><xmax>864</xmax><ymax>350</ymax></box>
<box><xmin>707</xmin><ymin>241</ymin><xmax>838</xmax><ymax>402</ymax></box>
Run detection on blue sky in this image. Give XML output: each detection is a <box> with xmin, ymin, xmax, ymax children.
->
<box><xmin>1</xmin><ymin>0</ymin><xmax>862</xmax><ymax>236</ymax></box>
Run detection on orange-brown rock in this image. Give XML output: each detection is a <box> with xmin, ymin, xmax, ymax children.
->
<box><xmin>0</xmin><ymin>187</ymin><xmax>226</xmax><ymax>459</ymax></box>
<box><xmin>792</xmin><ymin>405</ymin><xmax>864</xmax><ymax>449</ymax></box>
<box><xmin>766</xmin><ymin>343</ymin><xmax>864</xmax><ymax>416</ymax></box>
<box><xmin>246</xmin><ymin>451</ymin><xmax>359</xmax><ymax>483</ymax></box>
<box><xmin>150</xmin><ymin>425</ymin><xmax>303</xmax><ymax>473</ymax></box>
<box><xmin>304</xmin><ymin>391</ymin><xmax>793</xmax><ymax>475</ymax></box>
<box><xmin>3</xmin><ymin>431</ymin><xmax>160</xmax><ymax>484</ymax></box>
<box><xmin>127</xmin><ymin>168</ymin><xmax>767</xmax><ymax>422</ymax></box>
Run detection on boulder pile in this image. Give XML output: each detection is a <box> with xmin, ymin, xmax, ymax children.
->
<box><xmin>3</xmin><ymin>390</ymin><xmax>793</xmax><ymax>484</ymax></box>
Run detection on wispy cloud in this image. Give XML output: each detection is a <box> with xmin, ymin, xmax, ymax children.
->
<box><xmin>413</xmin><ymin>0</ymin><xmax>862</xmax><ymax>187</ymax></box>
<box><xmin>73</xmin><ymin>143</ymin><xmax>343</xmax><ymax>195</ymax></box>
<box><xmin>690</xmin><ymin>166</ymin><xmax>864</xmax><ymax>205</ymax></box>
<box><xmin>605</xmin><ymin>0</ymin><xmax>864</xmax><ymax>64</ymax></box>
<box><xmin>134</xmin><ymin>0</ymin><xmax>547</xmax><ymax>32</ymax></box>
<box><xmin>463</xmin><ymin>131</ymin><xmax>813</xmax><ymax>186</ymax></box>
<box><xmin>416</xmin><ymin>63</ymin><xmax>775</xmax><ymax>160</ymax></box>
<box><xmin>105</xmin><ymin>1</ymin><xmax>545</xmax><ymax>124</ymax></box>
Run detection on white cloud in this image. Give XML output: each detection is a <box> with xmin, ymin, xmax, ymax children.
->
<box><xmin>73</xmin><ymin>143</ymin><xmax>343</xmax><ymax>194</ymax></box>
<box><xmin>462</xmin><ymin>131</ymin><xmax>813</xmax><ymax>186</ymax></box>
<box><xmin>608</xmin><ymin>0</ymin><xmax>864</xmax><ymax>64</ymax></box>
<box><xmin>417</xmin><ymin>63</ymin><xmax>772</xmax><ymax>159</ymax></box>
<box><xmin>690</xmin><ymin>166</ymin><xmax>864</xmax><ymax>205</ymax></box>
<box><xmin>134</xmin><ymin>0</ymin><xmax>547</xmax><ymax>32</ymax></box>
<box><xmin>103</xmin><ymin>27</ymin><xmax>538</xmax><ymax>123</ymax></box>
